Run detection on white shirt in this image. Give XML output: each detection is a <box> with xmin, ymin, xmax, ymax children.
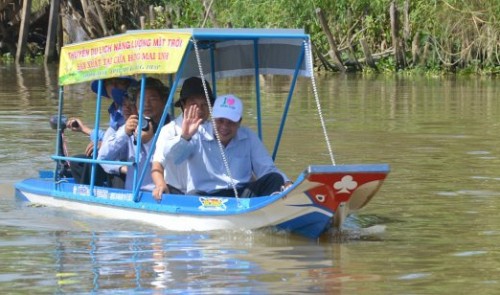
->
<box><xmin>164</xmin><ymin>121</ymin><xmax>289</xmax><ymax>193</ymax></box>
<box><xmin>152</xmin><ymin>115</ymin><xmax>188</xmax><ymax>193</ymax></box>
<box><xmin>98</xmin><ymin>125</ymin><xmax>154</xmax><ymax>191</ymax></box>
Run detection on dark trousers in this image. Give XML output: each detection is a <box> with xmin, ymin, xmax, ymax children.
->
<box><xmin>110</xmin><ymin>173</ymin><xmax>126</xmax><ymax>189</ymax></box>
<box><xmin>168</xmin><ymin>184</ymin><xmax>185</xmax><ymax>195</ymax></box>
<box><xmin>70</xmin><ymin>154</ymin><xmax>113</xmax><ymax>187</ymax></box>
<box><xmin>188</xmin><ymin>172</ymin><xmax>284</xmax><ymax>198</ymax></box>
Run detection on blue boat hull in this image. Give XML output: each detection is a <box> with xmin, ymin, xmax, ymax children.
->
<box><xmin>15</xmin><ymin>164</ymin><xmax>389</xmax><ymax>239</ymax></box>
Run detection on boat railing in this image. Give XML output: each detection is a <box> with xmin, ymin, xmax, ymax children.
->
<box><xmin>51</xmin><ymin>155</ymin><xmax>134</xmax><ymax>168</ymax></box>
<box><xmin>50</xmin><ymin>155</ymin><xmax>135</xmax><ymax>196</ymax></box>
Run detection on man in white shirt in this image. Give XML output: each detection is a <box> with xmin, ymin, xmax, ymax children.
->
<box><xmin>161</xmin><ymin>94</ymin><xmax>291</xmax><ymax>198</ymax></box>
<box><xmin>152</xmin><ymin>77</ymin><xmax>215</xmax><ymax>199</ymax></box>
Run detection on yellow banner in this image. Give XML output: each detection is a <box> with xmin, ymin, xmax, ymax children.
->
<box><xmin>58</xmin><ymin>31</ymin><xmax>192</xmax><ymax>85</ymax></box>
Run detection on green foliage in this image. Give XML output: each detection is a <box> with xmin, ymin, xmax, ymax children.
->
<box><xmin>146</xmin><ymin>0</ymin><xmax>205</xmax><ymax>28</ymax></box>
<box><xmin>11</xmin><ymin>0</ymin><xmax>500</xmax><ymax>73</ymax></box>
<box><xmin>139</xmin><ymin>0</ymin><xmax>499</xmax><ymax>75</ymax></box>
<box><xmin>32</xmin><ymin>0</ymin><xmax>50</xmax><ymax>12</ymax></box>
<box><xmin>20</xmin><ymin>0</ymin><xmax>493</xmax><ymax>74</ymax></box>
<box><xmin>0</xmin><ymin>53</ymin><xmax>14</xmax><ymax>63</ymax></box>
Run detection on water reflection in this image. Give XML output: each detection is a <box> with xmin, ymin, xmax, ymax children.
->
<box><xmin>19</xmin><ymin>229</ymin><xmax>384</xmax><ymax>294</ymax></box>
<box><xmin>43</xmin><ymin>63</ymin><xmax>59</xmax><ymax>99</ymax></box>
<box><xmin>2</xmin><ymin>65</ymin><xmax>500</xmax><ymax>293</ymax></box>
<box><xmin>15</xmin><ymin>65</ymin><xmax>29</xmax><ymax>102</ymax></box>
<box><xmin>1</xmin><ymin>192</ymin><xmax>384</xmax><ymax>294</ymax></box>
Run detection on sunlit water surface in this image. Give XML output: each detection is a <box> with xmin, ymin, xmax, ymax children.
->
<box><xmin>1</xmin><ymin>64</ymin><xmax>500</xmax><ymax>294</ymax></box>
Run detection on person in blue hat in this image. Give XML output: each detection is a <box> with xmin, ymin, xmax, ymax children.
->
<box><xmin>90</xmin><ymin>76</ymin><xmax>138</xmax><ymax>130</ymax></box>
<box><xmin>67</xmin><ymin>76</ymin><xmax>138</xmax><ymax>139</ymax></box>
<box><xmin>66</xmin><ymin>76</ymin><xmax>137</xmax><ymax>187</ymax></box>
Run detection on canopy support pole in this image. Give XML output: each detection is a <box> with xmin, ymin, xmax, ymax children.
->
<box><xmin>54</xmin><ymin>86</ymin><xmax>65</xmax><ymax>182</ymax></box>
<box><xmin>253</xmin><ymin>40</ymin><xmax>263</xmax><ymax>139</ymax></box>
<box><xmin>89</xmin><ymin>80</ymin><xmax>105</xmax><ymax>196</ymax></box>
<box><xmin>210</xmin><ymin>45</ymin><xmax>217</xmax><ymax>97</ymax></box>
<box><xmin>271</xmin><ymin>45</ymin><xmax>305</xmax><ymax>160</ymax></box>
<box><xmin>132</xmin><ymin>75</ymin><xmax>147</xmax><ymax>197</ymax></box>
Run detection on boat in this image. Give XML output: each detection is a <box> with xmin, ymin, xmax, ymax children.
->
<box><xmin>15</xmin><ymin>28</ymin><xmax>390</xmax><ymax>239</ymax></box>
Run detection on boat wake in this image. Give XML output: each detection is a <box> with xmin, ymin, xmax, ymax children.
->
<box><xmin>322</xmin><ymin>213</ymin><xmax>387</xmax><ymax>243</ymax></box>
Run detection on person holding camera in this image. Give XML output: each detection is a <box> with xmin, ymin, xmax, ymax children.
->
<box><xmin>98</xmin><ymin>77</ymin><xmax>170</xmax><ymax>191</ymax></box>
<box><xmin>64</xmin><ymin>118</ymin><xmax>102</xmax><ymax>156</ymax></box>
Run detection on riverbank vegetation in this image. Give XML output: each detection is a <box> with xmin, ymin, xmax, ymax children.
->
<box><xmin>1</xmin><ymin>0</ymin><xmax>499</xmax><ymax>75</ymax></box>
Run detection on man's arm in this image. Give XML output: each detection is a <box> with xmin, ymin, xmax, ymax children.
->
<box><xmin>98</xmin><ymin>125</ymin><xmax>129</xmax><ymax>161</ymax></box>
<box><xmin>164</xmin><ymin>106</ymin><xmax>202</xmax><ymax>164</ymax></box>
<box><xmin>151</xmin><ymin>161</ymin><xmax>169</xmax><ymax>201</ymax></box>
<box><xmin>98</xmin><ymin>127</ymin><xmax>123</xmax><ymax>175</ymax></box>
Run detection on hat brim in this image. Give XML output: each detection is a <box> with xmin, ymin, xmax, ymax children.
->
<box><xmin>91</xmin><ymin>80</ymin><xmax>109</xmax><ymax>97</ymax></box>
<box><xmin>174</xmin><ymin>94</ymin><xmax>214</xmax><ymax>108</ymax></box>
<box><xmin>91</xmin><ymin>76</ymin><xmax>137</xmax><ymax>98</ymax></box>
<box><xmin>212</xmin><ymin>112</ymin><xmax>241</xmax><ymax>123</ymax></box>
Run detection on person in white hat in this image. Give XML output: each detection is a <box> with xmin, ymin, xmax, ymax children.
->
<box><xmin>160</xmin><ymin>94</ymin><xmax>291</xmax><ymax>197</ymax></box>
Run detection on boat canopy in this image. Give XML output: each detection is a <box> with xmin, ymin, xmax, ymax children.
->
<box><xmin>58</xmin><ymin>28</ymin><xmax>311</xmax><ymax>86</ymax></box>
<box><xmin>53</xmin><ymin>28</ymin><xmax>316</xmax><ymax>200</ymax></box>
<box><xmin>155</xmin><ymin>28</ymin><xmax>312</xmax><ymax>80</ymax></box>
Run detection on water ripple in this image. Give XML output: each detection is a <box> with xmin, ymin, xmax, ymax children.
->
<box><xmin>398</xmin><ymin>273</ymin><xmax>432</xmax><ymax>280</ymax></box>
<box><xmin>453</xmin><ymin>251</ymin><xmax>487</xmax><ymax>257</ymax></box>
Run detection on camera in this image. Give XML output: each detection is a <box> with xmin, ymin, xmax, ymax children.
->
<box><xmin>141</xmin><ymin>116</ymin><xmax>151</xmax><ymax>131</ymax></box>
<box><xmin>133</xmin><ymin>116</ymin><xmax>152</xmax><ymax>146</ymax></box>
<box><xmin>49</xmin><ymin>115</ymin><xmax>68</xmax><ymax>130</ymax></box>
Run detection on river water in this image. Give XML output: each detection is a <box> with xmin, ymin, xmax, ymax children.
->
<box><xmin>1</xmin><ymin>63</ymin><xmax>499</xmax><ymax>294</ymax></box>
